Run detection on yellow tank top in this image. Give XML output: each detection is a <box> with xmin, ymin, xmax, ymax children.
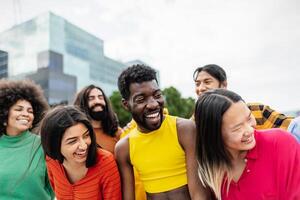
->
<box><xmin>129</xmin><ymin>115</ymin><xmax>187</xmax><ymax>193</ymax></box>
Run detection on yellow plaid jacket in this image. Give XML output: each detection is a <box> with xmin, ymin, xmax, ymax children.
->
<box><xmin>247</xmin><ymin>103</ymin><xmax>293</xmax><ymax>130</ymax></box>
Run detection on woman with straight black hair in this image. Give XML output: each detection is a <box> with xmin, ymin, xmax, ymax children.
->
<box><xmin>194</xmin><ymin>89</ymin><xmax>300</xmax><ymax>199</ymax></box>
<box><xmin>40</xmin><ymin>106</ymin><xmax>121</xmax><ymax>200</ymax></box>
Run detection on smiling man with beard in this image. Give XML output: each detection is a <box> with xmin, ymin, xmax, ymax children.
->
<box><xmin>74</xmin><ymin>85</ymin><xmax>123</xmax><ymax>154</ymax></box>
<box><xmin>115</xmin><ymin>64</ymin><xmax>209</xmax><ymax>200</ymax></box>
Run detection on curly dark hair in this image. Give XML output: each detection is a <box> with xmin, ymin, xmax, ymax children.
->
<box><xmin>73</xmin><ymin>85</ymin><xmax>119</xmax><ymax>137</ymax></box>
<box><xmin>0</xmin><ymin>79</ymin><xmax>49</xmax><ymax>135</ymax></box>
<box><xmin>117</xmin><ymin>64</ymin><xmax>158</xmax><ymax>100</ymax></box>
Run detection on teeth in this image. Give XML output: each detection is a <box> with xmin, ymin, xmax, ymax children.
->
<box><xmin>146</xmin><ymin>112</ymin><xmax>159</xmax><ymax>118</ymax></box>
<box><xmin>242</xmin><ymin>137</ymin><xmax>252</xmax><ymax>143</ymax></box>
<box><xmin>17</xmin><ymin>119</ymin><xmax>29</xmax><ymax>124</ymax></box>
<box><xmin>75</xmin><ymin>151</ymin><xmax>86</xmax><ymax>156</ymax></box>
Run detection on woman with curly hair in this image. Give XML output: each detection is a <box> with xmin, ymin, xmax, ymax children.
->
<box><xmin>0</xmin><ymin>79</ymin><xmax>54</xmax><ymax>200</ymax></box>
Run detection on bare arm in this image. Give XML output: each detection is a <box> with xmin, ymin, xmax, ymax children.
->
<box><xmin>115</xmin><ymin>137</ymin><xmax>135</xmax><ymax>200</ymax></box>
<box><xmin>177</xmin><ymin>118</ymin><xmax>210</xmax><ymax>200</ymax></box>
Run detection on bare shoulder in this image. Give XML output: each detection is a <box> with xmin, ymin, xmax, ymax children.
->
<box><xmin>115</xmin><ymin>135</ymin><xmax>130</xmax><ymax>161</ymax></box>
<box><xmin>176</xmin><ymin>117</ymin><xmax>196</xmax><ymax>134</ymax></box>
<box><xmin>176</xmin><ymin>117</ymin><xmax>196</xmax><ymax>150</ymax></box>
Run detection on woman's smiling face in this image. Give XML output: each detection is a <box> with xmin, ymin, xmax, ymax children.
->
<box><xmin>6</xmin><ymin>99</ymin><xmax>34</xmax><ymax>136</ymax></box>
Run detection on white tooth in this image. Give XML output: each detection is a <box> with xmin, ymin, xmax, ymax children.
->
<box><xmin>147</xmin><ymin>112</ymin><xmax>159</xmax><ymax>118</ymax></box>
<box><xmin>18</xmin><ymin>119</ymin><xmax>29</xmax><ymax>124</ymax></box>
<box><xmin>75</xmin><ymin>151</ymin><xmax>86</xmax><ymax>155</ymax></box>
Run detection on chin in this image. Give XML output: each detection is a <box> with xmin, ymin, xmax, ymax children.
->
<box><xmin>244</xmin><ymin>139</ymin><xmax>256</xmax><ymax>151</ymax></box>
<box><xmin>74</xmin><ymin>158</ymin><xmax>87</xmax><ymax>165</ymax></box>
<box><xmin>17</xmin><ymin>127</ymin><xmax>30</xmax><ymax>132</ymax></box>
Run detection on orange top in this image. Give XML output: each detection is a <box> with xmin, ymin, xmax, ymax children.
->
<box><xmin>46</xmin><ymin>149</ymin><xmax>121</xmax><ymax>200</ymax></box>
<box><xmin>94</xmin><ymin>127</ymin><xmax>122</xmax><ymax>154</ymax></box>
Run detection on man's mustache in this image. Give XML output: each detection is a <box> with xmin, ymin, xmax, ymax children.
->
<box><xmin>90</xmin><ymin>104</ymin><xmax>105</xmax><ymax>110</ymax></box>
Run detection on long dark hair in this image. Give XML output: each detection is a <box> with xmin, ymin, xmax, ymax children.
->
<box><xmin>40</xmin><ymin>106</ymin><xmax>98</xmax><ymax>167</ymax></box>
<box><xmin>193</xmin><ymin>64</ymin><xmax>227</xmax><ymax>83</ymax></box>
<box><xmin>73</xmin><ymin>85</ymin><xmax>118</xmax><ymax>137</ymax></box>
<box><xmin>194</xmin><ymin>88</ymin><xmax>243</xmax><ymax>199</ymax></box>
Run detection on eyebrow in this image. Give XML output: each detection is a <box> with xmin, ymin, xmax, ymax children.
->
<box><xmin>231</xmin><ymin>111</ymin><xmax>252</xmax><ymax>130</ymax></box>
<box><xmin>154</xmin><ymin>89</ymin><xmax>161</xmax><ymax>93</ymax></box>
<box><xmin>88</xmin><ymin>94</ymin><xmax>103</xmax><ymax>97</ymax></box>
<box><xmin>14</xmin><ymin>105</ymin><xmax>33</xmax><ymax>109</ymax></box>
<box><xmin>195</xmin><ymin>77</ymin><xmax>213</xmax><ymax>82</ymax></box>
<box><xmin>65</xmin><ymin>129</ymin><xmax>89</xmax><ymax>142</ymax></box>
<box><xmin>132</xmin><ymin>93</ymin><xmax>144</xmax><ymax>101</ymax></box>
<box><xmin>133</xmin><ymin>89</ymin><xmax>161</xmax><ymax>98</ymax></box>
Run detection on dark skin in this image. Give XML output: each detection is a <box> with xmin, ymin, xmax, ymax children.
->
<box><xmin>115</xmin><ymin>80</ymin><xmax>209</xmax><ymax>200</ymax></box>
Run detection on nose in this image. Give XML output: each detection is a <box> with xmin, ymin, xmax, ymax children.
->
<box><xmin>196</xmin><ymin>83</ymin><xmax>207</xmax><ymax>96</ymax></box>
<box><xmin>243</xmin><ymin>124</ymin><xmax>254</xmax><ymax>137</ymax></box>
<box><xmin>78</xmin><ymin>138</ymin><xmax>88</xmax><ymax>150</ymax></box>
<box><xmin>146</xmin><ymin>97</ymin><xmax>159</xmax><ymax>109</ymax></box>
<box><xmin>92</xmin><ymin>98</ymin><xmax>101</xmax><ymax>105</ymax></box>
<box><xmin>21</xmin><ymin>110</ymin><xmax>30</xmax><ymax>116</ymax></box>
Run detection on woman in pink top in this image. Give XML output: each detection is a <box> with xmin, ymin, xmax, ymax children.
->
<box><xmin>194</xmin><ymin>89</ymin><xmax>300</xmax><ymax>199</ymax></box>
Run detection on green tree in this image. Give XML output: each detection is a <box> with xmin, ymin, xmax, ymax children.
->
<box><xmin>109</xmin><ymin>91</ymin><xmax>132</xmax><ymax>127</ymax></box>
<box><xmin>163</xmin><ymin>87</ymin><xmax>195</xmax><ymax>118</ymax></box>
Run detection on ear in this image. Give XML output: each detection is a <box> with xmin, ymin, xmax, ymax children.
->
<box><xmin>121</xmin><ymin>98</ymin><xmax>130</xmax><ymax>111</ymax></box>
<box><xmin>221</xmin><ymin>80</ymin><xmax>227</xmax><ymax>89</ymax></box>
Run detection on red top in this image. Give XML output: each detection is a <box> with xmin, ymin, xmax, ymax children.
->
<box><xmin>221</xmin><ymin>129</ymin><xmax>300</xmax><ymax>199</ymax></box>
<box><xmin>46</xmin><ymin>149</ymin><xmax>122</xmax><ymax>200</ymax></box>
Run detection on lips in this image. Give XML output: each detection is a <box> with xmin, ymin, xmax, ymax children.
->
<box><xmin>145</xmin><ymin>112</ymin><xmax>159</xmax><ymax>118</ymax></box>
<box><xmin>93</xmin><ymin>106</ymin><xmax>103</xmax><ymax>111</ymax></box>
<box><xmin>144</xmin><ymin>111</ymin><xmax>161</xmax><ymax>125</ymax></box>
<box><xmin>74</xmin><ymin>151</ymin><xmax>87</xmax><ymax>158</ymax></box>
<box><xmin>91</xmin><ymin>104</ymin><xmax>104</xmax><ymax>112</ymax></box>
<box><xmin>16</xmin><ymin>119</ymin><xmax>30</xmax><ymax>125</ymax></box>
<box><xmin>242</xmin><ymin>135</ymin><xmax>253</xmax><ymax>144</ymax></box>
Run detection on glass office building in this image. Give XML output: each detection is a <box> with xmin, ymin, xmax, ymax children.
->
<box><xmin>0</xmin><ymin>50</ymin><xmax>8</xmax><ymax>79</ymax></box>
<box><xmin>0</xmin><ymin>12</ymin><xmax>129</xmax><ymax>104</ymax></box>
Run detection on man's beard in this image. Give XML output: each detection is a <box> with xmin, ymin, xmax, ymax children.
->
<box><xmin>132</xmin><ymin>108</ymin><xmax>163</xmax><ymax>132</ymax></box>
<box><xmin>88</xmin><ymin>104</ymin><xmax>107</xmax><ymax>121</ymax></box>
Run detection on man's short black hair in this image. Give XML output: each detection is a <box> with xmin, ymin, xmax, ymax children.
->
<box><xmin>118</xmin><ymin>64</ymin><xmax>158</xmax><ymax>100</ymax></box>
<box><xmin>193</xmin><ymin>64</ymin><xmax>227</xmax><ymax>83</ymax></box>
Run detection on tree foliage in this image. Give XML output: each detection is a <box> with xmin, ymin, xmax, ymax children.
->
<box><xmin>109</xmin><ymin>91</ymin><xmax>132</xmax><ymax>127</ymax></box>
<box><xmin>162</xmin><ymin>87</ymin><xmax>195</xmax><ymax>118</ymax></box>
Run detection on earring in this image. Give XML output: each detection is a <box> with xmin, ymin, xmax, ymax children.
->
<box><xmin>3</xmin><ymin>122</ymin><xmax>7</xmax><ymax>126</ymax></box>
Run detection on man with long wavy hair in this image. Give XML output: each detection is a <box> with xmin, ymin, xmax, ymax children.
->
<box><xmin>74</xmin><ymin>85</ymin><xmax>122</xmax><ymax>154</ymax></box>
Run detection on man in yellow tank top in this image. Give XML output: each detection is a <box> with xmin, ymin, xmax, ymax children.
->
<box><xmin>115</xmin><ymin>64</ymin><xmax>209</xmax><ymax>200</ymax></box>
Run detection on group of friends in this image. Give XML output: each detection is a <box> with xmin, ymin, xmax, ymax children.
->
<box><xmin>0</xmin><ymin>64</ymin><xmax>299</xmax><ymax>200</ymax></box>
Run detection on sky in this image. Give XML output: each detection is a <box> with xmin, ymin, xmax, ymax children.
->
<box><xmin>1</xmin><ymin>0</ymin><xmax>300</xmax><ymax>112</ymax></box>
